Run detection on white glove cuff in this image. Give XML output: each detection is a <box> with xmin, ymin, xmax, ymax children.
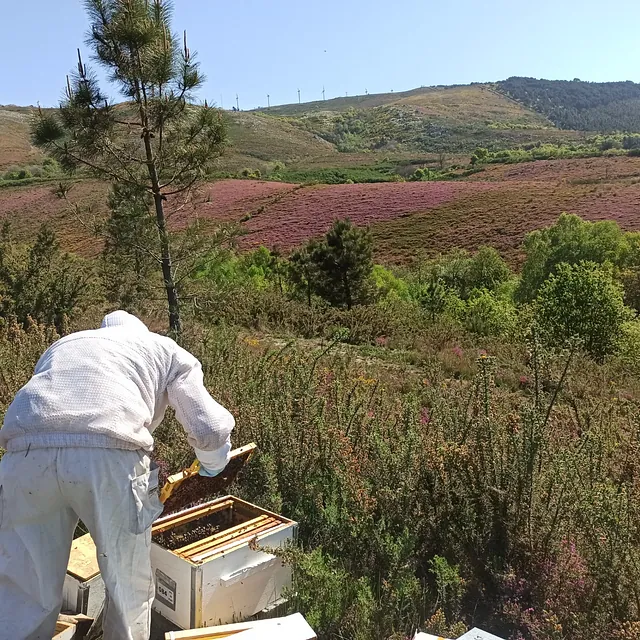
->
<box><xmin>194</xmin><ymin>440</ymin><xmax>231</xmax><ymax>473</ymax></box>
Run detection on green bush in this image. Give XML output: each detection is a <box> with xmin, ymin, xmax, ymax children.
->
<box><xmin>519</xmin><ymin>213</ymin><xmax>633</xmax><ymax>301</ymax></box>
<box><xmin>3</xmin><ymin>167</ymin><xmax>32</xmax><ymax>181</ymax></box>
<box><xmin>467</xmin><ymin>246</ymin><xmax>512</xmax><ymax>292</ymax></box>
<box><xmin>536</xmin><ymin>261</ymin><xmax>630</xmax><ymax>360</ymax></box>
<box><xmin>616</xmin><ymin>320</ymin><xmax>640</xmax><ymax>374</ymax></box>
<box><xmin>372</xmin><ymin>265</ymin><xmax>410</xmax><ymax>301</ymax></box>
<box><xmin>464</xmin><ymin>289</ymin><xmax>517</xmax><ymax>337</ymax></box>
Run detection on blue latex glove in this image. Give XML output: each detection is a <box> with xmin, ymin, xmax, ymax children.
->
<box><xmin>198</xmin><ymin>464</ymin><xmax>225</xmax><ymax>478</ymax></box>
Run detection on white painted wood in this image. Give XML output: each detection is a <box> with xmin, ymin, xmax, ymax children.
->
<box><xmin>151</xmin><ymin>496</ymin><xmax>297</xmax><ymax>629</ymax></box>
<box><xmin>151</xmin><ymin>541</ymin><xmax>196</xmax><ymax>630</ymax></box>
<box><xmin>457</xmin><ymin>629</ymin><xmax>506</xmax><ymax>640</ymax></box>
<box><xmin>62</xmin><ymin>533</ymin><xmax>105</xmax><ymax>619</ymax></box>
<box><xmin>62</xmin><ymin>572</ymin><xmax>105</xmax><ymax>619</ymax></box>
<box><xmin>164</xmin><ymin>613</ymin><xmax>316</xmax><ymax>639</ymax></box>
<box><xmin>231</xmin><ymin>613</ymin><xmax>316</xmax><ymax>639</ymax></box>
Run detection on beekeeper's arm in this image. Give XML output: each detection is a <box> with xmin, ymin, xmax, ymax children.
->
<box><xmin>167</xmin><ymin>345</ymin><xmax>235</xmax><ymax>477</ymax></box>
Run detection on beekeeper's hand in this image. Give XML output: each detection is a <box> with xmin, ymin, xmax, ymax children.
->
<box><xmin>198</xmin><ymin>464</ymin><xmax>225</xmax><ymax>478</ymax></box>
<box><xmin>194</xmin><ymin>440</ymin><xmax>231</xmax><ymax>478</ymax></box>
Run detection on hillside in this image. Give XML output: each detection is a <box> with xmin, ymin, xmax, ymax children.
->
<box><xmin>497</xmin><ymin>77</ymin><xmax>640</xmax><ymax>131</ymax></box>
<box><xmin>6</xmin><ymin>152</ymin><xmax>640</xmax><ymax>265</ymax></box>
<box><xmin>261</xmin><ymin>84</ymin><xmax>584</xmax><ymax>154</ymax></box>
<box><xmin>4</xmin><ymin>77</ymin><xmax>640</xmax><ymax>264</ymax></box>
<box><xmin>0</xmin><ymin>107</ymin><xmax>44</xmax><ymax>169</ymax></box>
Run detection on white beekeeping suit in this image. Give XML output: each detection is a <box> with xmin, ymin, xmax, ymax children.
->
<box><xmin>0</xmin><ymin>311</ymin><xmax>235</xmax><ymax>640</ymax></box>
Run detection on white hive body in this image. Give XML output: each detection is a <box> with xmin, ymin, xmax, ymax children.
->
<box><xmin>151</xmin><ymin>495</ymin><xmax>297</xmax><ymax>629</ymax></box>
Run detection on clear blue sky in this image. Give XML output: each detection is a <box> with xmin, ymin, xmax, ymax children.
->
<box><xmin>3</xmin><ymin>0</ymin><xmax>640</xmax><ymax>109</ymax></box>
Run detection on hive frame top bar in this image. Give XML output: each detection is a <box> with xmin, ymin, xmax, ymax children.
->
<box><xmin>153</xmin><ymin>494</ymin><xmax>296</xmax><ymax>531</ymax></box>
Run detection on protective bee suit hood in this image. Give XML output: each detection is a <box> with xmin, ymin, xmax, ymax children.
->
<box><xmin>101</xmin><ymin>310</ymin><xmax>149</xmax><ymax>331</ymax></box>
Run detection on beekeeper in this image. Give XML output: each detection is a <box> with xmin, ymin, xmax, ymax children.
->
<box><xmin>0</xmin><ymin>310</ymin><xmax>235</xmax><ymax>640</ymax></box>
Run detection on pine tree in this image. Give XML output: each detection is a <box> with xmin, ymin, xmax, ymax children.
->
<box><xmin>31</xmin><ymin>0</ymin><xmax>226</xmax><ymax>334</ymax></box>
<box><xmin>288</xmin><ymin>220</ymin><xmax>374</xmax><ymax>309</ymax></box>
<box><xmin>101</xmin><ymin>183</ymin><xmax>156</xmax><ymax>313</ymax></box>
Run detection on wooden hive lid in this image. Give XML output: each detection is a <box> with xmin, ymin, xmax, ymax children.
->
<box><xmin>67</xmin><ymin>533</ymin><xmax>100</xmax><ymax>581</ymax></box>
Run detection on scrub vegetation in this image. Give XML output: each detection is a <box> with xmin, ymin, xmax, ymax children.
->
<box><xmin>5</xmin><ymin>2</ymin><xmax>640</xmax><ymax>639</ymax></box>
<box><xmin>2</xmin><ymin>213</ymin><xmax>640</xmax><ymax>640</ymax></box>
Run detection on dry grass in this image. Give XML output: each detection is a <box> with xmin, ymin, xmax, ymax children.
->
<box><xmin>260</xmin><ymin>84</ymin><xmax>550</xmax><ymax>125</ymax></box>
<box><xmin>0</xmin><ymin>108</ymin><xmax>43</xmax><ymax>169</ymax></box>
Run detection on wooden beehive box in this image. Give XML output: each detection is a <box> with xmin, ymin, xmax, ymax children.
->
<box><xmin>62</xmin><ymin>533</ymin><xmax>106</xmax><ymax>618</ymax></box>
<box><xmin>53</xmin><ymin>621</ymin><xmax>77</xmax><ymax>640</ymax></box>
<box><xmin>151</xmin><ymin>495</ymin><xmax>297</xmax><ymax>630</ymax></box>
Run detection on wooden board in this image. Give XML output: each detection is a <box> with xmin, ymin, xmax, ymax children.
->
<box><xmin>163</xmin><ymin>613</ymin><xmax>316</xmax><ymax>639</ymax></box>
<box><xmin>175</xmin><ymin>515</ymin><xmax>271</xmax><ymax>556</ymax></box>
<box><xmin>54</xmin><ymin>620</ymin><xmax>77</xmax><ymax>640</ymax></box>
<box><xmin>67</xmin><ymin>533</ymin><xmax>100</xmax><ymax>581</ymax></box>
<box><xmin>152</xmin><ymin>499</ymin><xmax>235</xmax><ymax>536</ymax></box>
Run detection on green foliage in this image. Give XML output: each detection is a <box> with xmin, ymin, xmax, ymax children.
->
<box><xmin>372</xmin><ymin>265</ymin><xmax>410</xmax><ymax>301</ymax></box>
<box><xmin>279</xmin><ymin>547</ymin><xmax>376</xmax><ymax>639</ymax></box>
<box><xmin>30</xmin><ymin>0</ymin><xmax>227</xmax><ymax>333</ymax></box>
<box><xmin>467</xmin><ymin>246</ymin><xmax>512</xmax><ymax>292</ymax></box>
<box><xmin>419</xmin><ymin>248</ymin><xmax>513</xmax><ymax>302</ymax></box>
<box><xmin>291</xmin><ymin>220</ymin><xmax>375</xmax><ymax>310</ymax></box>
<box><xmin>616</xmin><ymin>320</ymin><xmax>640</xmax><ymax>375</ymax></box>
<box><xmin>271</xmin><ymin>165</ymin><xmax>397</xmax><ymax>185</ymax></box>
<box><xmin>429</xmin><ymin>555</ymin><xmax>465</xmax><ymax>621</ymax></box>
<box><xmin>519</xmin><ymin>213</ymin><xmax>633</xmax><ymax>301</ymax></box>
<box><xmin>463</xmin><ymin>289</ymin><xmax>517</xmax><ymax>337</ymax></box>
<box><xmin>536</xmin><ymin>262</ymin><xmax>630</xmax><ymax>360</ymax></box>
<box><xmin>0</xmin><ymin>159</ymin><xmax>61</xmax><ymax>187</ymax></box>
<box><xmin>162</xmin><ymin>325</ymin><xmax>640</xmax><ymax>640</ymax></box>
<box><xmin>2</xmin><ymin>166</ymin><xmax>31</xmax><ymax>181</ymax></box>
<box><xmin>470</xmin><ymin>147</ymin><xmax>489</xmax><ymax>165</ymax></box>
<box><xmin>101</xmin><ymin>183</ymin><xmax>156</xmax><ymax>314</ymax></box>
<box><xmin>195</xmin><ymin>246</ymin><xmax>284</xmax><ymax>294</ymax></box>
<box><xmin>468</xmin><ymin>138</ymin><xmax>636</xmax><ymax>167</ymax></box>
<box><xmin>287</xmin><ymin>243</ymin><xmax>320</xmax><ymax>307</ymax></box>
<box><xmin>498</xmin><ymin>76</ymin><xmax>640</xmax><ymax>131</ymax></box>
<box><xmin>416</xmin><ymin>276</ymin><xmax>450</xmax><ymax>322</ymax></box>
<box><xmin>0</xmin><ymin>224</ymin><xmax>94</xmax><ymax>333</ymax></box>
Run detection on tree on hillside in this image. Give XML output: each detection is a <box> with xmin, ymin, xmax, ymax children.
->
<box><xmin>286</xmin><ymin>220</ymin><xmax>374</xmax><ymax>309</ymax></box>
<box><xmin>518</xmin><ymin>213</ymin><xmax>632</xmax><ymax>302</ymax></box>
<box><xmin>314</xmin><ymin>220</ymin><xmax>375</xmax><ymax>309</ymax></box>
<box><xmin>31</xmin><ymin>0</ymin><xmax>226</xmax><ymax>333</ymax></box>
<box><xmin>536</xmin><ymin>261</ymin><xmax>629</xmax><ymax>361</ymax></box>
<box><xmin>466</xmin><ymin>246</ymin><xmax>512</xmax><ymax>294</ymax></box>
<box><xmin>101</xmin><ymin>183</ymin><xmax>156</xmax><ymax>313</ymax></box>
<box><xmin>0</xmin><ymin>224</ymin><xmax>93</xmax><ymax>334</ymax></box>
<box><xmin>288</xmin><ymin>243</ymin><xmax>320</xmax><ymax>307</ymax></box>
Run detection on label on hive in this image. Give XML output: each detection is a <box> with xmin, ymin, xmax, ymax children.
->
<box><xmin>155</xmin><ymin>568</ymin><xmax>177</xmax><ymax>611</ymax></box>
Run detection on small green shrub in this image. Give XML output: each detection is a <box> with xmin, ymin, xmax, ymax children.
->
<box><xmin>464</xmin><ymin>289</ymin><xmax>517</xmax><ymax>337</ymax></box>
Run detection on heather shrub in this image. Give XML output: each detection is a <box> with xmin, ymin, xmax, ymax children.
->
<box><xmin>150</xmin><ymin>327</ymin><xmax>640</xmax><ymax>639</ymax></box>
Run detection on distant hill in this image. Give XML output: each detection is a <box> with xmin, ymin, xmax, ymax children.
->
<box><xmin>259</xmin><ymin>84</ymin><xmax>581</xmax><ymax>154</ymax></box>
<box><xmin>2</xmin><ymin>85</ymin><xmax>584</xmax><ymax>175</ymax></box>
<box><xmin>497</xmin><ymin>77</ymin><xmax>640</xmax><ymax>132</ymax></box>
<box><xmin>0</xmin><ymin>106</ymin><xmax>44</xmax><ymax>169</ymax></box>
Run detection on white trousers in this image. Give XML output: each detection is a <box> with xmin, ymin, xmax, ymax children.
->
<box><xmin>0</xmin><ymin>447</ymin><xmax>164</xmax><ymax>640</ymax></box>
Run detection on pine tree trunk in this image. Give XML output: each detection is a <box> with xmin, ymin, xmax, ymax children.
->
<box><xmin>143</xmin><ymin>133</ymin><xmax>182</xmax><ymax>335</ymax></box>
